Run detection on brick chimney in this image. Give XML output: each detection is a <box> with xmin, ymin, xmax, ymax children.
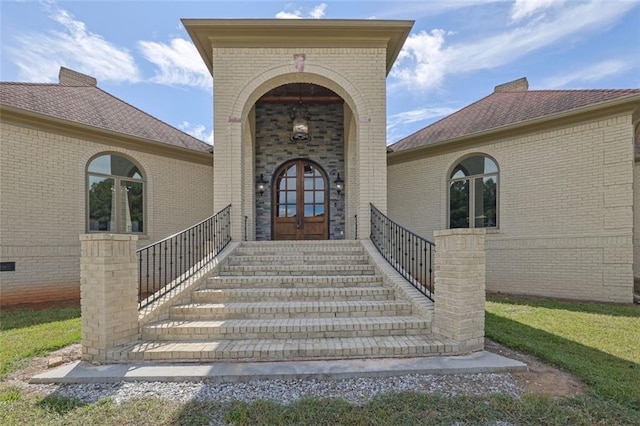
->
<box><xmin>494</xmin><ymin>77</ymin><xmax>528</xmax><ymax>93</ymax></box>
<box><xmin>58</xmin><ymin>67</ymin><xmax>97</xmax><ymax>87</ymax></box>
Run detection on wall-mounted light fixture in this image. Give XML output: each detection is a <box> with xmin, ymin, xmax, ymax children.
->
<box><xmin>290</xmin><ymin>101</ymin><xmax>311</xmax><ymax>142</ymax></box>
<box><xmin>334</xmin><ymin>173</ymin><xmax>344</xmax><ymax>195</ymax></box>
<box><xmin>256</xmin><ymin>174</ymin><xmax>267</xmax><ymax>196</ymax></box>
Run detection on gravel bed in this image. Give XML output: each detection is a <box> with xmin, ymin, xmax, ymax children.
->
<box><xmin>29</xmin><ymin>372</ymin><xmax>522</xmax><ymax>405</ymax></box>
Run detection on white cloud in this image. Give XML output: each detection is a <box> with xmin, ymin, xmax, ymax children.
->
<box><xmin>386</xmin><ymin>106</ymin><xmax>458</xmax><ymax>143</ymax></box>
<box><xmin>391</xmin><ymin>0</ymin><xmax>636</xmax><ymax>92</ymax></box>
<box><xmin>276</xmin><ymin>3</ymin><xmax>327</xmax><ymax>19</ymax></box>
<box><xmin>542</xmin><ymin>59</ymin><xmax>634</xmax><ymax>88</ymax></box>
<box><xmin>137</xmin><ymin>38</ymin><xmax>212</xmax><ymax>90</ymax></box>
<box><xmin>510</xmin><ymin>0</ymin><xmax>565</xmax><ymax>22</ymax></box>
<box><xmin>179</xmin><ymin>121</ymin><xmax>214</xmax><ymax>145</ymax></box>
<box><xmin>7</xmin><ymin>4</ymin><xmax>140</xmax><ymax>83</ymax></box>
<box><xmin>309</xmin><ymin>3</ymin><xmax>327</xmax><ymax>19</ymax></box>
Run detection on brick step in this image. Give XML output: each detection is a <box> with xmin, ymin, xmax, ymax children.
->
<box><xmin>217</xmin><ymin>264</ymin><xmax>376</xmax><ymax>276</ymax></box>
<box><xmin>240</xmin><ymin>240</ymin><xmax>361</xmax><ymax>248</ymax></box>
<box><xmin>142</xmin><ymin>316</ymin><xmax>430</xmax><ymax>341</ymax></box>
<box><xmin>108</xmin><ymin>335</ymin><xmax>459</xmax><ymax>362</ymax></box>
<box><xmin>225</xmin><ymin>255</ymin><xmax>370</xmax><ymax>266</ymax></box>
<box><xmin>232</xmin><ymin>247</ymin><xmax>365</xmax><ymax>256</ymax></box>
<box><xmin>205</xmin><ymin>275</ymin><xmax>384</xmax><ymax>289</ymax></box>
<box><xmin>169</xmin><ymin>300</ymin><xmax>413</xmax><ymax>320</ymax></box>
<box><xmin>192</xmin><ymin>286</ymin><xmax>394</xmax><ymax>303</ymax></box>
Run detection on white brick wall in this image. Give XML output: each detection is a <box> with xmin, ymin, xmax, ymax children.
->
<box><xmin>0</xmin><ymin>122</ymin><xmax>213</xmax><ymax>305</ymax></box>
<box><xmin>388</xmin><ymin>113</ymin><xmax>635</xmax><ymax>303</ymax></box>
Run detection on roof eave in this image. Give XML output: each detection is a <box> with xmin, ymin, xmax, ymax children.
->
<box><xmin>388</xmin><ymin>93</ymin><xmax>640</xmax><ymax>160</ymax></box>
<box><xmin>0</xmin><ymin>105</ymin><xmax>214</xmax><ymax>165</ymax></box>
<box><xmin>182</xmin><ymin>18</ymin><xmax>414</xmax><ymax>76</ymax></box>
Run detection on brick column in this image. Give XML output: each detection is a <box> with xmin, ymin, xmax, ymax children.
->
<box><xmin>433</xmin><ymin>229</ymin><xmax>486</xmax><ymax>352</ymax></box>
<box><xmin>80</xmin><ymin>234</ymin><xmax>139</xmax><ymax>362</ymax></box>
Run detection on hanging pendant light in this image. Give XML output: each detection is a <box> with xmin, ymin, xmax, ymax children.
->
<box><xmin>290</xmin><ymin>85</ymin><xmax>311</xmax><ymax>142</ymax></box>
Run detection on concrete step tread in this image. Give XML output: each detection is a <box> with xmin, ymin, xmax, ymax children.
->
<box><xmin>109</xmin><ymin>334</ymin><xmax>459</xmax><ymax>361</ymax></box>
<box><xmin>145</xmin><ymin>316</ymin><xmax>429</xmax><ymax>331</ymax></box>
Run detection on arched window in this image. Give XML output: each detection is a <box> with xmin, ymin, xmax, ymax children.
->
<box><xmin>87</xmin><ymin>154</ymin><xmax>145</xmax><ymax>233</ymax></box>
<box><xmin>449</xmin><ymin>155</ymin><xmax>498</xmax><ymax>229</ymax></box>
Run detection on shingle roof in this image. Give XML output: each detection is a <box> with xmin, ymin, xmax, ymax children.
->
<box><xmin>0</xmin><ymin>74</ymin><xmax>211</xmax><ymax>153</ymax></box>
<box><xmin>390</xmin><ymin>87</ymin><xmax>640</xmax><ymax>153</ymax></box>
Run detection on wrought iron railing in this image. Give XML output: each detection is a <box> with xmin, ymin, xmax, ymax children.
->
<box><xmin>137</xmin><ymin>204</ymin><xmax>232</xmax><ymax>309</ymax></box>
<box><xmin>370</xmin><ymin>203</ymin><xmax>434</xmax><ymax>301</ymax></box>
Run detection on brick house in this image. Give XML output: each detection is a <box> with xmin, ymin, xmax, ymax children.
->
<box><xmin>0</xmin><ymin>19</ymin><xmax>640</xmax><ymax>310</ymax></box>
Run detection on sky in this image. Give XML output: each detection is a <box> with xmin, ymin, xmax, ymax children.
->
<box><xmin>1</xmin><ymin>0</ymin><xmax>639</xmax><ymax>145</ymax></box>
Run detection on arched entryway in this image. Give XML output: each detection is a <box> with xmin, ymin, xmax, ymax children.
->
<box><xmin>272</xmin><ymin>159</ymin><xmax>329</xmax><ymax>240</ymax></box>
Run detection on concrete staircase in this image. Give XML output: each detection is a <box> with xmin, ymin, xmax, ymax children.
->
<box><xmin>109</xmin><ymin>240</ymin><xmax>458</xmax><ymax>362</ymax></box>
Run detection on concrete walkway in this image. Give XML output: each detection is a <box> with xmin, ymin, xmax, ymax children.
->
<box><xmin>31</xmin><ymin>351</ymin><xmax>526</xmax><ymax>384</ymax></box>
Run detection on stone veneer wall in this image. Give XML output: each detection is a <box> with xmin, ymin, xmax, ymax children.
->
<box><xmin>254</xmin><ymin>103</ymin><xmax>345</xmax><ymax>240</ymax></box>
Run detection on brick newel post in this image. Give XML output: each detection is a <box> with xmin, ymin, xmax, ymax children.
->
<box><xmin>80</xmin><ymin>234</ymin><xmax>139</xmax><ymax>362</ymax></box>
<box><xmin>433</xmin><ymin>229</ymin><xmax>486</xmax><ymax>352</ymax></box>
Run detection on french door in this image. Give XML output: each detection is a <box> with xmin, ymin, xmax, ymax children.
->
<box><xmin>272</xmin><ymin>159</ymin><xmax>329</xmax><ymax>240</ymax></box>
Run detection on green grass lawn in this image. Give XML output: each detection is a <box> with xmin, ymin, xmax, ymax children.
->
<box><xmin>1</xmin><ymin>299</ymin><xmax>639</xmax><ymax>425</ymax></box>
<box><xmin>485</xmin><ymin>296</ymin><xmax>640</xmax><ymax>409</ymax></box>
<box><xmin>0</xmin><ymin>307</ymin><xmax>81</xmax><ymax>379</ymax></box>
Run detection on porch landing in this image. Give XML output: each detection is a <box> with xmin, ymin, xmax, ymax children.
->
<box><xmin>109</xmin><ymin>240</ymin><xmax>459</xmax><ymax>363</ymax></box>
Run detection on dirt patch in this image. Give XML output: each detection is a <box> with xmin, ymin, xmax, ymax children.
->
<box><xmin>485</xmin><ymin>339</ymin><xmax>586</xmax><ymax>398</ymax></box>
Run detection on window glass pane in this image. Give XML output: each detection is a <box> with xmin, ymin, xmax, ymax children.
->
<box><xmin>304</xmin><ymin>191</ymin><xmax>313</xmax><ymax>203</ymax></box>
<box><xmin>287</xmin><ymin>177</ymin><xmax>296</xmax><ymax>190</ymax></box>
<box><xmin>287</xmin><ymin>205</ymin><xmax>296</xmax><ymax>217</ymax></box>
<box><xmin>451</xmin><ymin>168</ymin><xmax>466</xmax><ymax>179</ymax></box>
<box><xmin>88</xmin><ymin>154</ymin><xmax>141</xmax><ymax>179</ymax></box>
<box><xmin>121</xmin><ymin>180</ymin><xmax>143</xmax><ymax>233</ymax></box>
<box><xmin>316</xmin><ymin>191</ymin><xmax>324</xmax><ymax>204</ymax></box>
<box><xmin>277</xmin><ymin>204</ymin><xmax>286</xmax><ymax>217</ymax></box>
<box><xmin>286</xmin><ymin>164</ymin><xmax>297</xmax><ymax>177</ymax></box>
<box><xmin>88</xmin><ymin>176</ymin><xmax>114</xmax><ymax>231</ymax></box>
<box><xmin>278</xmin><ymin>177</ymin><xmax>287</xmax><ymax>191</ymax></box>
<box><xmin>304</xmin><ymin>204</ymin><xmax>314</xmax><ymax>217</ymax></box>
<box><xmin>315</xmin><ymin>205</ymin><xmax>325</xmax><ymax>217</ymax></box>
<box><xmin>304</xmin><ymin>177</ymin><xmax>313</xmax><ymax>190</ymax></box>
<box><xmin>286</xmin><ymin>191</ymin><xmax>296</xmax><ymax>203</ymax></box>
<box><xmin>279</xmin><ymin>192</ymin><xmax>286</xmax><ymax>203</ymax></box>
<box><xmin>484</xmin><ymin>157</ymin><xmax>498</xmax><ymax>174</ymax></box>
<box><xmin>315</xmin><ymin>177</ymin><xmax>324</xmax><ymax>190</ymax></box>
<box><xmin>475</xmin><ymin>176</ymin><xmax>498</xmax><ymax>227</ymax></box>
<box><xmin>455</xmin><ymin>156</ymin><xmax>494</xmax><ymax>177</ymax></box>
<box><xmin>87</xmin><ymin>155</ymin><xmax>111</xmax><ymax>175</ymax></box>
<box><xmin>304</xmin><ymin>164</ymin><xmax>313</xmax><ymax>176</ymax></box>
<box><xmin>449</xmin><ymin>180</ymin><xmax>469</xmax><ymax>228</ymax></box>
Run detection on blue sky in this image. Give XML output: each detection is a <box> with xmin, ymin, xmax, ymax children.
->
<box><xmin>2</xmin><ymin>0</ymin><xmax>639</xmax><ymax>145</ymax></box>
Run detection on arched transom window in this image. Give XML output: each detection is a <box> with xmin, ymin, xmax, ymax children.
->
<box><xmin>449</xmin><ymin>155</ymin><xmax>498</xmax><ymax>229</ymax></box>
<box><xmin>87</xmin><ymin>154</ymin><xmax>145</xmax><ymax>233</ymax></box>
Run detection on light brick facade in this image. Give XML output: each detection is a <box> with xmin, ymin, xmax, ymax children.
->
<box><xmin>80</xmin><ymin>234</ymin><xmax>138</xmax><ymax>362</ymax></box>
<box><xmin>0</xmin><ymin>121</ymin><xmax>213</xmax><ymax>306</ymax></box>
<box><xmin>183</xmin><ymin>20</ymin><xmax>412</xmax><ymax>241</ymax></box>
<box><xmin>388</xmin><ymin>112</ymin><xmax>636</xmax><ymax>303</ymax></box>
<box><xmin>211</xmin><ymin>47</ymin><xmax>386</xmax><ymax>241</ymax></box>
<box><xmin>433</xmin><ymin>229</ymin><xmax>486</xmax><ymax>352</ymax></box>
